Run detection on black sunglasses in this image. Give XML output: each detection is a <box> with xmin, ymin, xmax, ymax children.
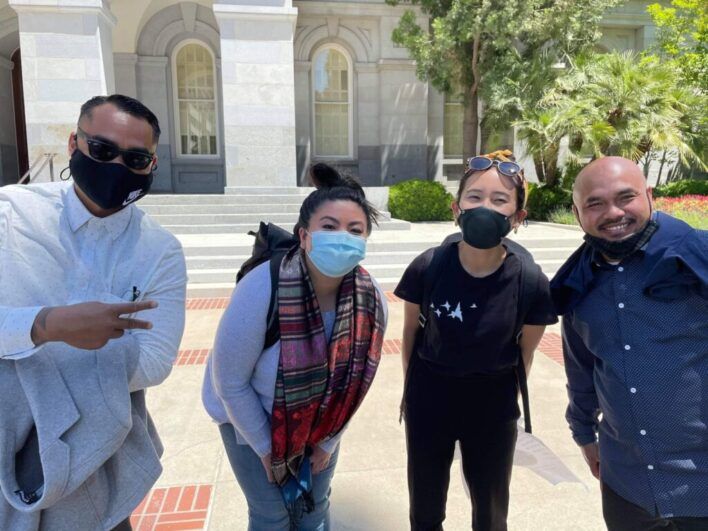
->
<box><xmin>466</xmin><ymin>156</ymin><xmax>528</xmax><ymax>208</ymax></box>
<box><xmin>76</xmin><ymin>127</ymin><xmax>155</xmax><ymax>171</ymax></box>
<box><xmin>467</xmin><ymin>156</ymin><xmax>523</xmax><ymax>182</ymax></box>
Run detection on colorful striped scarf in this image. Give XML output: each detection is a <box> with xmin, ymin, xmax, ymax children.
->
<box><xmin>271</xmin><ymin>248</ymin><xmax>385</xmax><ymax>486</ymax></box>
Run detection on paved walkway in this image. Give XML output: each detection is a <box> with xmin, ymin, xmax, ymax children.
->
<box><xmin>131</xmin><ymin>223</ymin><xmax>606</xmax><ymax>531</ymax></box>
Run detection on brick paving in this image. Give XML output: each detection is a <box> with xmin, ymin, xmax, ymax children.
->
<box><xmin>186</xmin><ymin>292</ymin><xmax>402</xmax><ymax>311</ymax></box>
<box><xmin>185</xmin><ymin>298</ymin><xmax>230</xmax><ymax>310</ymax></box>
<box><xmin>382</xmin><ymin>338</ymin><xmax>402</xmax><ymax>355</ymax></box>
<box><xmin>175</xmin><ymin>349</ymin><xmax>211</xmax><ymax>366</ymax></box>
<box><xmin>538</xmin><ymin>332</ymin><xmax>564</xmax><ymax>365</ymax></box>
<box><xmin>130</xmin><ymin>485</ymin><xmax>213</xmax><ymax>531</ymax></box>
<box><xmin>175</xmin><ymin>336</ymin><xmax>564</xmax><ymax>364</ymax></box>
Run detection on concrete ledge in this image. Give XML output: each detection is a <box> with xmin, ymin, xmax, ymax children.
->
<box><xmin>530</xmin><ymin>221</ymin><xmax>583</xmax><ymax>232</ymax></box>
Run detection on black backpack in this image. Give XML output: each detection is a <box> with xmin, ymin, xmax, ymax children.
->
<box><xmin>236</xmin><ymin>222</ymin><xmax>298</xmax><ymax>349</ymax></box>
<box><xmin>415</xmin><ymin>233</ymin><xmax>541</xmax><ymax>433</ymax></box>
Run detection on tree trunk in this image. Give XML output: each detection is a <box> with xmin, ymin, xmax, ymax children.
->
<box><xmin>533</xmin><ymin>154</ymin><xmax>546</xmax><ymax>184</ymax></box>
<box><xmin>656</xmin><ymin>150</ymin><xmax>668</xmax><ymax>185</ymax></box>
<box><xmin>462</xmin><ymin>33</ymin><xmax>482</xmax><ymax>166</ymax></box>
<box><xmin>545</xmin><ymin>142</ymin><xmax>560</xmax><ymax>187</ymax></box>
<box><xmin>463</xmin><ymin>89</ymin><xmax>479</xmax><ymax>164</ymax></box>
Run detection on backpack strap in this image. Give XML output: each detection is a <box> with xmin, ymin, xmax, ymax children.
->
<box><xmin>510</xmin><ymin>245</ymin><xmax>542</xmax><ymax>434</ymax></box>
<box><xmin>263</xmin><ymin>251</ymin><xmax>288</xmax><ymax>350</ymax></box>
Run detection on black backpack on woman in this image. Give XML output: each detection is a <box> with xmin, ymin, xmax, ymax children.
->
<box><xmin>235</xmin><ymin>222</ymin><xmax>298</xmax><ymax>349</ymax></box>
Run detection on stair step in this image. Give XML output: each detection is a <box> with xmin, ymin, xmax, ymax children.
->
<box><xmin>140</xmin><ymin>194</ymin><xmax>316</xmax><ymax>205</ymax></box>
<box><xmin>186</xmin><ymin>259</ymin><xmax>564</xmax><ymax>285</ymax></box>
<box><xmin>166</xmin><ymin>220</ymin><xmax>411</xmax><ymax>234</ymax></box>
<box><xmin>140</xmin><ymin>204</ymin><xmax>304</xmax><ymax>215</ymax></box>
<box><xmin>185</xmin><ymin>248</ymin><xmax>576</xmax><ymax>269</ymax></box>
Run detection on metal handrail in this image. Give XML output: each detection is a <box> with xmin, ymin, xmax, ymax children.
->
<box><xmin>17</xmin><ymin>153</ymin><xmax>56</xmax><ymax>185</ymax></box>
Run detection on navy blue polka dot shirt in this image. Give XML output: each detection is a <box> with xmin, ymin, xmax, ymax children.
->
<box><xmin>561</xmin><ymin>218</ymin><xmax>707</xmax><ymax>518</ymax></box>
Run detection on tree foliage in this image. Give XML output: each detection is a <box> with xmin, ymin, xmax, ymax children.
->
<box><xmin>647</xmin><ymin>0</ymin><xmax>708</xmax><ymax>92</ymax></box>
<box><xmin>387</xmin><ymin>0</ymin><xmax>621</xmax><ymax>166</ymax></box>
<box><xmin>530</xmin><ymin>51</ymin><xmax>706</xmax><ymax>176</ymax></box>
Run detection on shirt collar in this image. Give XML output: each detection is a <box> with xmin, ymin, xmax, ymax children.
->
<box><xmin>65</xmin><ymin>185</ymin><xmax>133</xmax><ymax>240</ymax></box>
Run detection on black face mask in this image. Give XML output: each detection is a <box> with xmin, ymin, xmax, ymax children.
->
<box><xmin>68</xmin><ymin>148</ymin><xmax>153</xmax><ymax>210</ymax></box>
<box><xmin>584</xmin><ymin>219</ymin><xmax>659</xmax><ymax>262</ymax></box>
<box><xmin>458</xmin><ymin>207</ymin><xmax>512</xmax><ymax>249</ymax></box>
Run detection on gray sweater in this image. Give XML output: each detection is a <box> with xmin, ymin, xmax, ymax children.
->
<box><xmin>202</xmin><ymin>261</ymin><xmax>387</xmax><ymax>457</ymax></box>
<box><xmin>0</xmin><ymin>339</ymin><xmax>163</xmax><ymax>531</ymax></box>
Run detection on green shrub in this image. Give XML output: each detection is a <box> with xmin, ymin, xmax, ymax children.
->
<box><xmin>548</xmin><ymin>207</ymin><xmax>578</xmax><ymax>226</ymax></box>
<box><xmin>388</xmin><ymin>180</ymin><xmax>454</xmax><ymax>222</ymax></box>
<box><xmin>652</xmin><ymin>180</ymin><xmax>708</xmax><ymax>197</ymax></box>
<box><xmin>526</xmin><ymin>184</ymin><xmax>573</xmax><ymax>221</ymax></box>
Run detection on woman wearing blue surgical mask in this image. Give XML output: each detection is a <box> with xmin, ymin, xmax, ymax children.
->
<box><xmin>202</xmin><ymin>164</ymin><xmax>387</xmax><ymax>530</ymax></box>
<box><xmin>395</xmin><ymin>150</ymin><xmax>558</xmax><ymax>531</ymax></box>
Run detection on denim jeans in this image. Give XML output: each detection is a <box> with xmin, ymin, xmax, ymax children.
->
<box><xmin>219</xmin><ymin>423</ymin><xmax>339</xmax><ymax>531</ymax></box>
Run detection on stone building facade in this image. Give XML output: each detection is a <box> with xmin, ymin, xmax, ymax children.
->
<box><xmin>0</xmin><ymin>0</ymin><xmax>658</xmax><ymax>191</ymax></box>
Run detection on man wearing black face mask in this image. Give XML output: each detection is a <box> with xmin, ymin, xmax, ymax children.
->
<box><xmin>550</xmin><ymin>157</ymin><xmax>708</xmax><ymax>531</ymax></box>
<box><xmin>0</xmin><ymin>95</ymin><xmax>187</xmax><ymax>530</ymax></box>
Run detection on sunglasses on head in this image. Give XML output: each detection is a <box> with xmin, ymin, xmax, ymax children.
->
<box><xmin>467</xmin><ymin>156</ymin><xmax>523</xmax><ymax>182</ymax></box>
<box><xmin>76</xmin><ymin>127</ymin><xmax>155</xmax><ymax>171</ymax></box>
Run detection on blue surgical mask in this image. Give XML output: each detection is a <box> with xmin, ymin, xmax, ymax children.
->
<box><xmin>306</xmin><ymin>230</ymin><xmax>367</xmax><ymax>277</ymax></box>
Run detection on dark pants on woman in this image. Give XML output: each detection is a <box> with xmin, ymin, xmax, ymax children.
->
<box><xmin>602</xmin><ymin>483</ymin><xmax>708</xmax><ymax>531</ymax></box>
<box><xmin>404</xmin><ymin>357</ymin><xmax>519</xmax><ymax>531</ymax></box>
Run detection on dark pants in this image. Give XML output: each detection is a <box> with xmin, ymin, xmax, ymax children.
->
<box><xmin>404</xmin><ymin>358</ymin><xmax>519</xmax><ymax>531</ymax></box>
<box><xmin>111</xmin><ymin>518</ymin><xmax>133</xmax><ymax>531</ymax></box>
<box><xmin>602</xmin><ymin>483</ymin><xmax>708</xmax><ymax>531</ymax></box>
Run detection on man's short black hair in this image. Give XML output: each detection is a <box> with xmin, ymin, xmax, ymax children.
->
<box><xmin>79</xmin><ymin>94</ymin><xmax>161</xmax><ymax>144</ymax></box>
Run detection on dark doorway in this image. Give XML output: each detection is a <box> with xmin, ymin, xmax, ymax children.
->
<box><xmin>11</xmin><ymin>48</ymin><xmax>28</xmax><ymax>181</ymax></box>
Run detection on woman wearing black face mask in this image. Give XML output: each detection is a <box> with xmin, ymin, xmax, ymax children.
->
<box><xmin>394</xmin><ymin>150</ymin><xmax>558</xmax><ymax>531</ymax></box>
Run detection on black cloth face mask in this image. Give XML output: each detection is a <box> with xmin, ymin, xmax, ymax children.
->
<box><xmin>68</xmin><ymin>148</ymin><xmax>153</xmax><ymax>210</ymax></box>
<box><xmin>584</xmin><ymin>219</ymin><xmax>659</xmax><ymax>262</ymax></box>
<box><xmin>458</xmin><ymin>206</ymin><xmax>512</xmax><ymax>249</ymax></box>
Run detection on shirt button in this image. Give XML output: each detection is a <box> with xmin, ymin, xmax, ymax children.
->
<box><xmin>618</xmin><ymin>303</ymin><xmax>625</xmax><ymax>309</ymax></box>
<box><xmin>647</xmin><ymin>465</ymin><xmax>654</xmax><ymax>470</ymax></box>
<box><xmin>640</xmin><ymin>429</ymin><xmax>647</xmax><ymax>435</ymax></box>
<box><xmin>618</xmin><ymin>266</ymin><xmax>624</xmax><ymax>272</ymax></box>
<box><xmin>624</xmin><ymin>345</ymin><xmax>631</xmax><ymax>350</ymax></box>
<box><xmin>630</xmin><ymin>387</ymin><xmax>637</xmax><ymax>393</ymax></box>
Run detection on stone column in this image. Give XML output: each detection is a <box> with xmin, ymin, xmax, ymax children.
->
<box><xmin>135</xmin><ymin>55</ymin><xmax>172</xmax><ymax>192</ymax></box>
<box><xmin>378</xmin><ymin>59</ymin><xmax>429</xmax><ymax>185</ymax></box>
<box><xmin>356</xmin><ymin>62</ymin><xmax>381</xmax><ymax>185</ymax></box>
<box><xmin>213</xmin><ymin>0</ymin><xmax>298</xmax><ymax>189</ymax></box>
<box><xmin>113</xmin><ymin>53</ymin><xmax>137</xmax><ymax>98</ymax></box>
<box><xmin>9</xmin><ymin>0</ymin><xmax>115</xmax><ymax>182</ymax></box>
<box><xmin>427</xmin><ymin>86</ymin><xmax>444</xmax><ymax>183</ymax></box>
<box><xmin>294</xmin><ymin>59</ymin><xmax>311</xmax><ymax>185</ymax></box>
<box><xmin>0</xmin><ymin>56</ymin><xmax>19</xmax><ymax>185</ymax></box>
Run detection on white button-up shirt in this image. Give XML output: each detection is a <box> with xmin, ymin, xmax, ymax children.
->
<box><xmin>0</xmin><ymin>182</ymin><xmax>187</xmax><ymax>390</ymax></box>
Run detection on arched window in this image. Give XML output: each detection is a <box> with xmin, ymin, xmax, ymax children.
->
<box><xmin>173</xmin><ymin>41</ymin><xmax>218</xmax><ymax>156</ymax></box>
<box><xmin>312</xmin><ymin>46</ymin><xmax>352</xmax><ymax>157</ymax></box>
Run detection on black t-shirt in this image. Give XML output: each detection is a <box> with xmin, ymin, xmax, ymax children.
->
<box><xmin>394</xmin><ymin>242</ymin><xmax>558</xmax><ymax>375</ymax></box>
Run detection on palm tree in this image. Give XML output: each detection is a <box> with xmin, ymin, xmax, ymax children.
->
<box><xmin>548</xmin><ymin>51</ymin><xmax>706</xmax><ymax>169</ymax></box>
<box><xmin>513</xmin><ymin>110</ymin><xmax>563</xmax><ymax>186</ymax></box>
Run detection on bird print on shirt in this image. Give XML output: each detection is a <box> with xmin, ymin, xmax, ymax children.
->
<box><xmin>448</xmin><ymin>302</ymin><xmax>463</xmax><ymax>322</ymax></box>
<box><xmin>429</xmin><ymin>300</ymin><xmax>466</xmax><ymax>322</ymax></box>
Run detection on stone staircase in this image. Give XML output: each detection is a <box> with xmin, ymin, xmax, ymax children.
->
<box><xmin>139</xmin><ymin>187</ymin><xmax>408</xmax><ymax>235</ymax></box>
<box><xmin>140</xmin><ymin>191</ymin><xmax>583</xmax><ymax>298</ymax></box>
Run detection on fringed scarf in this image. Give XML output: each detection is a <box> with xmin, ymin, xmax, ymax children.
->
<box><xmin>271</xmin><ymin>248</ymin><xmax>385</xmax><ymax>486</ymax></box>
